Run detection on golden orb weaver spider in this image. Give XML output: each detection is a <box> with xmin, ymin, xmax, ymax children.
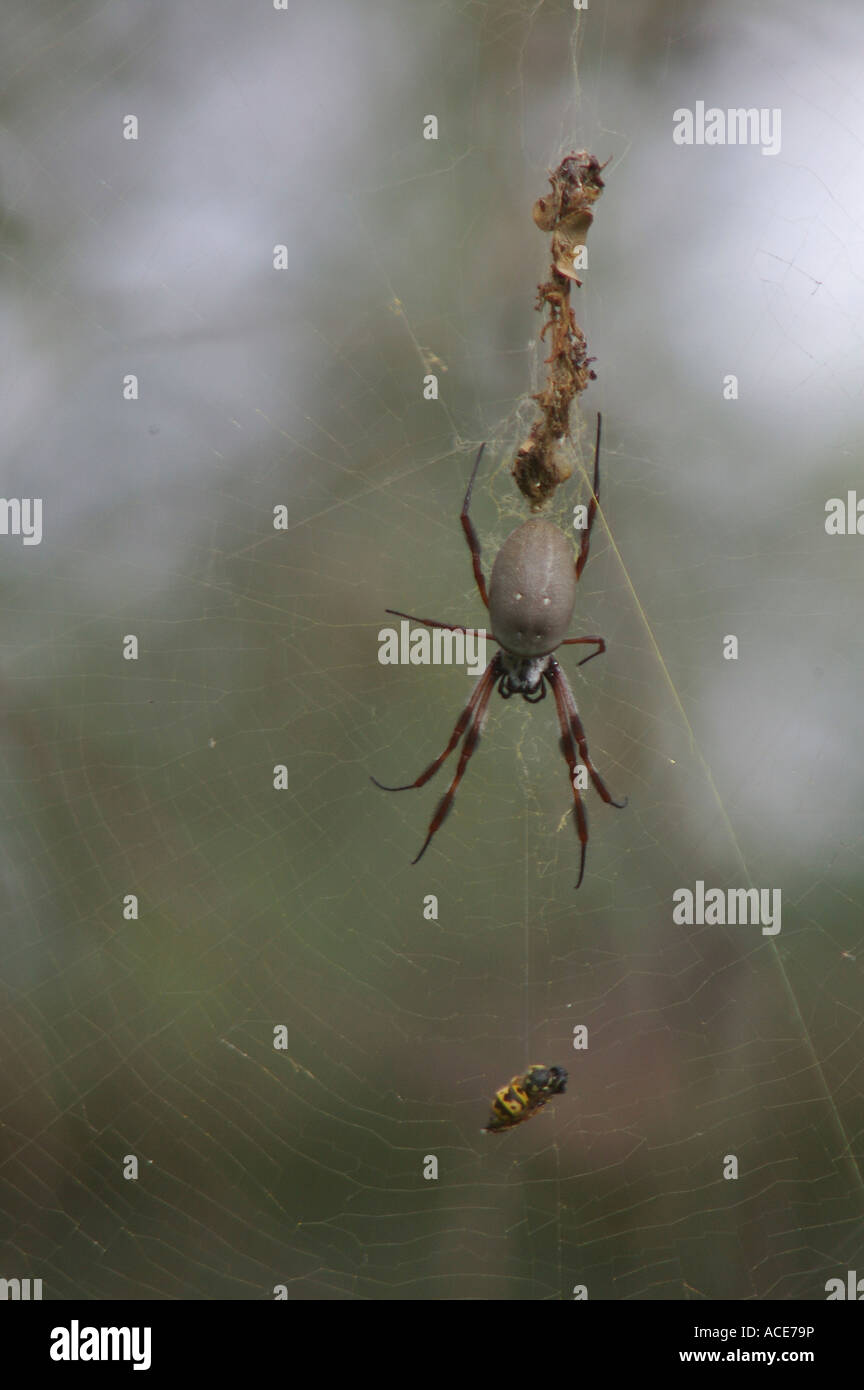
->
<box><xmin>372</xmin><ymin>414</ymin><xmax>625</xmax><ymax>888</ymax></box>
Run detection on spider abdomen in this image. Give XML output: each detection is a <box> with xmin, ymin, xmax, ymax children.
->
<box><xmin>489</xmin><ymin>519</ymin><xmax>576</xmax><ymax>657</ymax></box>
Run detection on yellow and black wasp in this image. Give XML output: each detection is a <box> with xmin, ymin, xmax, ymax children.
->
<box><xmin>483</xmin><ymin>1064</ymin><xmax>567</xmax><ymax>1133</ymax></box>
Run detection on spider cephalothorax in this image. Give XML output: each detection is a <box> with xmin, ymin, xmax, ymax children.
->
<box><xmin>496</xmin><ymin>653</ymin><xmax>549</xmax><ymax>701</ymax></box>
<box><xmin>372</xmin><ymin>415</ymin><xmax>625</xmax><ymax>888</ymax></box>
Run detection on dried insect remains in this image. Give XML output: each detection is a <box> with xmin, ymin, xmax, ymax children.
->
<box><xmin>513</xmin><ymin>152</ymin><xmax>608</xmax><ymax>508</ymax></box>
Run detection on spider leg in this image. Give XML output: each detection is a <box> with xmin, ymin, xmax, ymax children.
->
<box><xmin>546</xmin><ymin>667</ymin><xmax>589</xmax><ymax>889</ymax></box>
<box><xmin>548</xmin><ymin>657</ymin><xmax>627</xmax><ymax>810</ymax></box>
<box><xmin>575</xmin><ymin>413</ymin><xmax>602</xmax><ymax>582</ymax></box>
<box><xmin>410</xmin><ymin>657</ymin><xmax>498</xmax><ymax>864</ymax></box>
<box><xmin>461</xmin><ymin>443</ymin><xmax>490</xmax><ymax>609</ymax></box>
<box><xmin>371</xmin><ymin>656</ymin><xmax>499</xmax><ymax>794</ymax></box>
<box><xmin>547</xmin><ymin>657</ymin><xmax>626</xmax><ymax>889</ymax></box>
<box><xmin>384</xmin><ymin>608</ymin><xmax>493</xmax><ymax>640</ymax></box>
<box><xmin>559</xmin><ymin>635</ymin><xmax>606</xmax><ymax>668</ymax></box>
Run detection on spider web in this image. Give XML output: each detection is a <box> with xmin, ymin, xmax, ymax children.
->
<box><xmin>1</xmin><ymin>0</ymin><xmax>863</xmax><ymax>1301</ymax></box>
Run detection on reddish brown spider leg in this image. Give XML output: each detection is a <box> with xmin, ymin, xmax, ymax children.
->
<box><xmin>384</xmin><ymin>608</ymin><xmax>480</xmax><ymax>635</ymax></box>
<box><xmin>547</xmin><ymin>666</ymin><xmax>590</xmax><ymax>888</ymax></box>
<box><xmin>385</xmin><ymin>609</ymin><xmax>500</xmax><ymax>647</ymax></box>
<box><xmin>559</xmin><ymin>635</ymin><xmax>606</xmax><ymax>667</ymax></box>
<box><xmin>410</xmin><ymin>658</ymin><xmax>498</xmax><ymax>864</ymax></box>
<box><xmin>460</xmin><ymin>443</ymin><xmax>490</xmax><ymax>608</ymax></box>
<box><xmin>575</xmin><ymin>412</ymin><xmax>602</xmax><ymax>582</ymax></box>
<box><xmin>549</xmin><ymin>658</ymin><xmax>626</xmax><ymax>811</ymax></box>
<box><xmin>371</xmin><ymin>656</ymin><xmax>498</xmax><ymax>794</ymax></box>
